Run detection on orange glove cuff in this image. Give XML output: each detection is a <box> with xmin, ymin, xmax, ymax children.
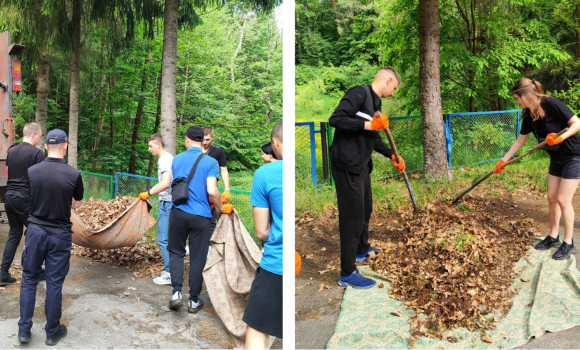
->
<box><xmin>391</xmin><ymin>154</ymin><xmax>406</xmax><ymax>173</ymax></box>
<box><xmin>494</xmin><ymin>160</ymin><xmax>506</xmax><ymax>174</ymax></box>
<box><xmin>221</xmin><ymin>190</ymin><xmax>231</xmax><ymax>204</ymax></box>
<box><xmin>221</xmin><ymin>204</ymin><xmax>234</xmax><ymax>214</ymax></box>
<box><xmin>370</xmin><ymin>113</ymin><xmax>389</xmax><ymax>130</ymax></box>
<box><xmin>546</xmin><ymin>133</ymin><xmax>563</xmax><ymax>146</ymax></box>
<box><xmin>139</xmin><ymin>191</ymin><xmax>150</xmax><ymax>200</ymax></box>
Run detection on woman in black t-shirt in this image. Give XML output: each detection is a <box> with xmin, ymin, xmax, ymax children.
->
<box><xmin>495</xmin><ymin>78</ymin><xmax>580</xmax><ymax>260</ymax></box>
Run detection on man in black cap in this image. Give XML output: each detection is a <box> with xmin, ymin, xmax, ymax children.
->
<box><xmin>167</xmin><ymin>126</ymin><xmax>234</xmax><ymax>313</ymax></box>
<box><xmin>0</xmin><ymin>123</ymin><xmax>45</xmax><ymax>286</ymax></box>
<box><xmin>17</xmin><ymin>129</ymin><xmax>84</xmax><ymax>346</ymax></box>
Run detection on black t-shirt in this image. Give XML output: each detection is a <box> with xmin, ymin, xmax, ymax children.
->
<box><xmin>520</xmin><ymin>96</ymin><xmax>580</xmax><ymax>161</ymax></box>
<box><xmin>205</xmin><ymin>146</ymin><xmax>227</xmax><ymax>167</ymax></box>
<box><xmin>27</xmin><ymin>158</ymin><xmax>84</xmax><ymax>241</ymax></box>
<box><xmin>6</xmin><ymin>142</ymin><xmax>45</xmax><ymax>198</ymax></box>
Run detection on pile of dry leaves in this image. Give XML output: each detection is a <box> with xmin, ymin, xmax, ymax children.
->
<box><xmin>367</xmin><ymin>198</ymin><xmax>540</xmax><ymax>342</ymax></box>
<box><xmin>72</xmin><ymin>240</ymin><xmax>165</xmax><ymax>277</ymax></box>
<box><xmin>74</xmin><ymin>196</ymin><xmax>135</xmax><ymax>231</ymax></box>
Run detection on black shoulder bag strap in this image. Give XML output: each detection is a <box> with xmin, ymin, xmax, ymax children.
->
<box><xmin>186</xmin><ymin>153</ymin><xmax>205</xmax><ymax>184</ymax></box>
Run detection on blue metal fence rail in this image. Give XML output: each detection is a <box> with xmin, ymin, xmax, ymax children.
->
<box><xmin>297</xmin><ymin>109</ymin><xmax>524</xmax><ymax>184</ymax></box>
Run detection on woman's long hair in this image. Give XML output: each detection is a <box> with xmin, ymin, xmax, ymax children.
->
<box><xmin>511</xmin><ymin>78</ymin><xmax>549</xmax><ymax>121</ymax></box>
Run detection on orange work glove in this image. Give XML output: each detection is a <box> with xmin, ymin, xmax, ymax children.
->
<box><xmin>220</xmin><ymin>204</ymin><xmax>235</xmax><ymax>214</ymax></box>
<box><xmin>391</xmin><ymin>154</ymin><xmax>406</xmax><ymax>173</ymax></box>
<box><xmin>494</xmin><ymin>160</ymin><xmax>506</xmax><ymax>174</ymax></box>
<box><xmin>221</xmin><ymin>190</ymin><xmax>231</xmax><ymax>204</ymax></box>
<box><xmin>546</xmin><ymin>133</ymin><xmax>563</xmax><ymax>146</ymax></box>
<box><xmin>295</xmin><ymin>251</ymin><xmax>302</xmax><ymax>276</ymax></box>
<box><xmin>370</xmin><ymin>112</ymin><xmax>389</xmax><ymax>131</ymax></box>
<box><xmin>139</xmin><ymin>191</ymin><xmax>150</xmax><ymax>200</ymax></box>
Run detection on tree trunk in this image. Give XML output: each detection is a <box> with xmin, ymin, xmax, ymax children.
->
<box><xmin>160</xmin><ymin>0</ymin><xmax>178</xmax><ymax>155</ymax></box>
<box><xmin>128</xmin><ymin>54</ymin><xmax>151</xmax><ymax>174</ymax></box>
<box><xmin>108</xmin><ymin>76</ymin><xmax>115</xmax><ymax>148</ymax></box>
<box><xmin>68</xmin><ymin>0</ymin><xmax>81</xmax><ymax>169</ymax></box>
<box><xmin>419</xmin><ymin>0</ymin><xmax>450</xmax><ymax>179</ymax></box>
<box><xmin>147</xmin><ymin>73</ymin><xmax>162</xmax><ymax>178</ymax></box>
<box><xmin>35</xmin><ymin>52</ymin><xmax>49</xmax><ymax>149</ymax></box>
<box><xmin>231</xmin><ymin>18</ymin><xmax>248</xmax><ymax>83</ymax></box>
<box><xmin>92</xmin><ymin>43</ymin><xmax>106</xmax><ymax>170</ymax></box>
<box><xmin>180</xmin><ymin>45</ymin><xmax>190</xmax><ymax>124</ymax></box>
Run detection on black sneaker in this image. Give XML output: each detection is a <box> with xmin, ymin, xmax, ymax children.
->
<box><xmin>18</xmin><ymin>331</ymin><xmax>31</xmax><ymax>343</ymax></box>
<box><xmin>553</xmin><ymin>240</ymin><xmax>576</xmax><ymax>260</ymax></box>
<box><xmin>0</xmin><ymin>270</ymin><xmax>16</xmax><ymax>286</ymax></box>
<box><xmin>535</xmin><ymin>235</ymin><xmax>561</xmax><ymax>251</ymax></box>
<box><xmin>45</xmin><ymin>325</ymin><xmax>67</xmax><ymax>346</ymax></box>
<box><xmin>188</xmin><ymin>298</ymin><xmax>204</xmax><ymax>314</ymax></box>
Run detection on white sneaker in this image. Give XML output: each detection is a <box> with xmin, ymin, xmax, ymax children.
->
<box><xmin>153</xmin><ymin>270</ymin><xmax>171</xmax><ymax>285</ymax></box>
<box><xmin>185</xmin><ymin>245</ymin><xmax>190</xmax><ymax>256</ymax></box>
<box><xmin>169</xmin><ymin>291</ymin><xmax>182</xmax><ymax>310</ymax></box>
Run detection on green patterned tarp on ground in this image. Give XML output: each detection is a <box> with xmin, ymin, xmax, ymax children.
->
<box><xmin>326</xmin><ymin>242</ymin><xmax>580</xmax><ymax>349</ymax></box>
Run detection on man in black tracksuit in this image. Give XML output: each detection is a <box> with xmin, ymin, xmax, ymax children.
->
<box><xmin>330</xmin><ymin>67</ymin><xmax>405</xmax><ymax>289</ymax></box>
<box><xmin>0</xmin><ymin>123</ymin><xmax>45</xmax><ymax>286</ymax></box>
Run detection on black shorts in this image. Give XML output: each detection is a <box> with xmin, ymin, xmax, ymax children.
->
<box><xmin>242</xmin><ymin>267</ymin><xmax>283</xmax><ymax>339</ymax></box>
<box><xmin>549</xmin><ymin>156</ymin><xmax>580</xmax><ymax>179</ymax></box>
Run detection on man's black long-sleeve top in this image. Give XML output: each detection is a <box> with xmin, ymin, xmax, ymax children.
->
<box><xmin>329</xmin><ymin>84</ymin><xmax>394</xmax><ymax>175</ymax></box>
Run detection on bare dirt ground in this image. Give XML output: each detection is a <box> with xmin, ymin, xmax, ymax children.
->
<box><xmin>295</xmin><ymin>185</ymin><xmax>580</xmax><ymax>349</ymax></box>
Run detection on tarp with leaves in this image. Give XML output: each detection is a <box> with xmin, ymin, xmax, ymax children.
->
<box><xmin>203</xmin><ymin>210</ymin><xmax>276</xmax><ymax>349</ymax></box>
<box><xmin>71</xmin><ymin>199</ymin><xmax>157</xmax><ymax>250</ymax></box>
<box><xmin>326</xmin><ymin>242</ymin><xmax>580</xmax><ymax>349</ymax></box>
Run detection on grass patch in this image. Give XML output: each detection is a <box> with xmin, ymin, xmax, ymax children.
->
<box><xmin>296</xmin><ymin>152</ymin><xmax>550</xmax><ymax>217</ymax></box>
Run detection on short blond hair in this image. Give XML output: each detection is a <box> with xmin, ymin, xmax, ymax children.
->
<box><xmin>23</xmin><ymin>123</ymin><xmax>41</xmax><ymax>137</ymax></box>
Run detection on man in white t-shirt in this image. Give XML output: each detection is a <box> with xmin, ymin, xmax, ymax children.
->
<box><xmin>139</xmin><ymin>134</ymin><xmax>174</xmax><ymax>285</ymax></box>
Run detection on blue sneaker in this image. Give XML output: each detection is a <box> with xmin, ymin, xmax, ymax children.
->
<box><xmin>338</xmin><ymin>269</ymin><xmax>376</xmax><ymax>289</ymax></box>
<box><xmin>355</xmin><ymin>247</ymin><xmax>380</xmax><ymax>262</ymax></box>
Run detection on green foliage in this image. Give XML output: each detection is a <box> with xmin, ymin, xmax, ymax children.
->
<box><xmin>8</xmin><ymin>4</ymin><xmax>282</xmax><ymax>188</ymax></box>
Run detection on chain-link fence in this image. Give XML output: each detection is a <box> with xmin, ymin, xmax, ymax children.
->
<box><xmin>79</xmin><ymin>171</ymin><xmax>114</xmax><ymax>201</ymax></box>
<box><xmin>297</xmin><ymin>109</ymin><xmax>529</xmax><ymax>184</ymax></box>
<box><xmin>115</xmin><ymin>173</ymin><xmax>257</xmax><ymax>244</ymax></box>
<box><xmin>448</xmin><ymin>110</ymin><xmax>520</xmax><ymax>168</ymax></box>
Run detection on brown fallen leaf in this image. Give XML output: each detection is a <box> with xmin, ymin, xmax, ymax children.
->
<box><xmin>295</xmin><ymin>310</ymin><xmax>300</xmax><ymax>315</ymax></box>
<box><xmin>521</xmin><ymin>277</ymin><xmax>531</xmax><ymax>282</ymax></box>
<box><xmin>378</xmin><ymin>283</ymin><xmax>385</xmax><ymax>288</ymax></box>
<box><xmin>390</xmin><ymin>312</ymin><xmax>400</xmax><ymax>317</ymax></box>
<box><xmin>318</xmin><ymin>283</ymin><xmax>324</xmax><ymax>292</ymax></box>
<box><xmin>7</xmin><ymin>334</ymin><xmax>15</xmax><ymax>338</ymax></box>
<box><xmin>482</xmin><ymin>335</ymin><xmax>493</xmax><ymax>343</ymax></box>
<box><xmin>128</xmin><ymin>286</ymin><xmax>137</xmax><ymax>290</ymax></box>
<box><xmin>318</xmin><ymin>270</ymin><xmax>329</xmax><ymax>275</ymax></box>
<box><xmin>324</xmin><ymin>285</ymin><xmax>334</xmax><ymax>289</ymax></box>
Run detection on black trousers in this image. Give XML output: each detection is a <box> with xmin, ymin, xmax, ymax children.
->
<box><xmin>18</xmin><ymin>224</ymin><xmax>71</xmax><ymax>337</ymax></box>
<box><xmin>168</xmin><ymin>207</ymin><xmax>211</xmax><ymax>301</ymax></box>
<box><xmin>332</xmin><ymin>163</ymin><xmax>372</xmax><ymax>277</ymax></box>
<box><xmin>1</xmin><ymin>194</ymin><xmax>31</xmax><ymax>272</ymax></box>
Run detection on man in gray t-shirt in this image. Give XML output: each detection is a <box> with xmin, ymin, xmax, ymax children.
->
<box><xmin>140</xmin><ymin>134</ymin><xmax>174</xmax><ymax>285</ymax></box>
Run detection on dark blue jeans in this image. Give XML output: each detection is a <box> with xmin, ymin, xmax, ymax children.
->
<box><xmin>18</xmin><ymin>224</ymin><xmax>71</xmax><ymax>337</ymax></box>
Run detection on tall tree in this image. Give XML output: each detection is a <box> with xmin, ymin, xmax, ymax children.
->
<box><xmin>160</xmin><ymin>0</ymin><xmax>179</xmax><ymax>154</ymax></box>
<box><xmin>68</xmin><ymin>0</ymin><xmax>81</xmax><ymax>168</ymax></box>
<box><xmin>419</xmin><ymin>0</ymin><xmax>450</xmax><ymax>178</ymax></box>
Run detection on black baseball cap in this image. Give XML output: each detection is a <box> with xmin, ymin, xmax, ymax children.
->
<box><xmin>185</xmin><ymin>126</ymin><xmax>204</xmax><ymax>142</ymax></box>
<box><xmin>46</xmin><ymin>129</ymin><xmax>68</xmax><ymax>144</ymax></box>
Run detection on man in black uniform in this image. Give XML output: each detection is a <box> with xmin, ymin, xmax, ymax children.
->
<box><xmin>0</xmin><ymin>123</ymin><xmax>45</xmax><ymax>286</ymax></box>
<box><xmin>201</xmin><ymin>127</ymin><xmax>231</xmax><ymax>232</ymax></box>
<box><xmin>17</xmin><ymin>129</ymin><xmax>83</xmax><ymax>346</ymax></box>
<box><xmin>330</xmin><ymin>67</ymin><xmax>405</xmax><ymax>289</ymax></box>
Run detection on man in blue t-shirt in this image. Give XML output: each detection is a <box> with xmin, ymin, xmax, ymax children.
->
<box><xmin>166</xmin><ymin>126</ymin><xmax>234</xmax><ymax>314</ymax></box>
<box><xmin>243</xmin><ymin>121</ymin><xmax>283</xmax><ymax>347</ymax></box>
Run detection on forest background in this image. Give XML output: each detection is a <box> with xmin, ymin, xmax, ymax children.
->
<box><xmin>1</xmin><ymin>0</ymin><xmax>282</xmax><ymax>190</ymax></box>
<box><xmin>295</xmin><ymin>0</ymin><xmax>580</xmax><ymax>121</ymax></box>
